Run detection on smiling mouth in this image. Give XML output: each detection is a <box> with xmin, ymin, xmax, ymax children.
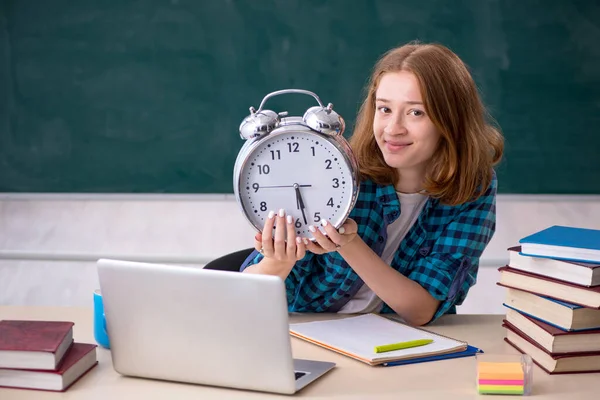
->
<box><xmin>385</xmin><ymin>141</ymin><xmax>412</xmax><ymax>151</ymax></box>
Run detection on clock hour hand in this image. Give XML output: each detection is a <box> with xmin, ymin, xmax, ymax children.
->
<box><xmin>294</xmin><ymin>183</ymin><xmax>308</xmax><ymax>225</ymax></box>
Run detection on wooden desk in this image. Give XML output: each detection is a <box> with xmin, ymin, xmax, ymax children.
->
<box><xmin>0</xmin><ymin>306</ymin><xmax>597</xmax><ymax>399</ymax></box>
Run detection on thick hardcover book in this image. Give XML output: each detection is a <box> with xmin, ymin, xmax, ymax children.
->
<box><xmin>0</xmin><ymin>343</ymin><xmax>98</xmax><ymax>392</ymax></box>
<box><xmin>503</xmin><ymin>287</ymin><xmax>600</xmax><ymax>331</ymax></box>
<box><xmin>519</xmin><ymin>225</ymin><xmax>600</xmax><ymax>264</ymax></box>
<box><xmin>504</xmin><ymin>308</ymin><xmax>600</xmax><ymax>354</ymax></box>
<box><xmin>497</xmin><ymin>266</ymin><xmax>600</xmax><ymax>309</ymax></box>
<box><xmin>503</xmin><ymin>322</ymin><xmax>600</xmax><ymax>374</ymax></box>
<box><xmin>0</xmin><ymin>320</ymin><xmax>74</xmax><ymax>370</ymax></box>
<box><xmin>508</xmin><ymin>246</ymin><xmax>600</xmax><ymax>287</ymax></box>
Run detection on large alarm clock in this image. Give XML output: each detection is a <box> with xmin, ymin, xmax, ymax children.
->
<box><xmin>233</xmin><ymin>89</ymin><xmax>360</xmax><ymax>240</ymax></box>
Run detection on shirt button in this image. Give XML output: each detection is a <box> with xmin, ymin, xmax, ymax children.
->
<box><xmin>391</xmin><ymin>211</ymin><xmax>399</xmax><ymax>218</ymax></box>
<box><xmin>378</xmin><ymin>236</ymin><xmax>384</xmax><ymax>243</ymax></box>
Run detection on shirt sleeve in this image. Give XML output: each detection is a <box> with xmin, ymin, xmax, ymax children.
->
<box><xmin>239</xmin><ymin>249</ymin><xmax>316</xmax><ymax>306</ymax></box>
<box><xmin>408</xmin><ymin>174</ymin><xmax>498</xmax><ymax>323</ymax></box>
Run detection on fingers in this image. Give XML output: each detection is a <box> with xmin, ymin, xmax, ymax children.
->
<box><xmin>308</xmin><ymin>223</ymin><xmax>338</xmax><ymax>252</ymax></box>
<box><xmin>260</xmin><ymin>209</ymin><xmax>307</xmax><ymax>261</ymax></box>
<box><xmin>320</xmin><ymin>219</ymin><xmax>343</xmax><ymax>246</ymax></box>
<box><xmin>340</xmin><ymin>218</ymin><xmax>358</xmax><ymax>236</ymax></box>
<box><xmin>304</xmin><ymin>237</ymin><xmax>326</xmax><ymax>255</ymax></box>
<box><xmin>261</xmin><ymin>210</ymin><xmax>276</xmax><ymax>257</ymax></box>
<box><xmin>285</xmin><ymin>214</ymin><xmax>300</xmax><ymax>261</ymax></box>
<box><xmin>273</xmin><ymin>209</ymin><xmax>287</xmax><ymax>259</ymax></box>
<box><xmin>305</xmin><ymin>218</ymin><xmax>358</xmax><ymax>254</ymax></box>
<box><xmin>254</xmin><ymin>232</ymin><xmax>263</xmax><ymax>252</ymax></box>
<box><xmin>296</xmin><ymin>237</ymin><xmax>307</xmax><ymax>259</ymax></box>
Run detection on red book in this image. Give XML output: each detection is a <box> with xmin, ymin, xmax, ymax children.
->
<box><xmin>503</xmin><ymin>322</ymin><xmax>600</xmax><ymax>374</ymax></box>
<box><xmin>0</xmin><ymin>343</ymin><xmax>98</xmax><ymax>392</ymax></box>
<box><xmin>504</xmin><ymin>309</ymin><xmax>600</xmax><ymax>354</ymax></box>
<box><xmin>497</xmin><ymin>266</ymin><xmax>600</xmax><ymax>309</ymax></box>
<box><xmin>0</xmin><ymin>320</ymin><xmax>74</xmax><ymax>370</ymax></box>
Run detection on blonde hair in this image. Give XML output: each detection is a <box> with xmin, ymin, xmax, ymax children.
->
<box><xmin>350</xmin><ymin>42</ymin><xmax>504</xmax><ymax>205</ymax></box>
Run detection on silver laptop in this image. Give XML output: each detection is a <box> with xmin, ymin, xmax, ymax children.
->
<box><xmin>96</xmin><ymin>259</ymin><xmax>335</xmax><ymax>395</ymax></box>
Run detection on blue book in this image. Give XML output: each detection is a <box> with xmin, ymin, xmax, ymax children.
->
<box><xmin>382</xmin><ymin>345</ymin><xmax>482</xmax><ymax>367</ymax></box>
<box><xmin>519</xmin><ymin>225</ymin><xmax>600</xmax><ymax>264</ymax></box>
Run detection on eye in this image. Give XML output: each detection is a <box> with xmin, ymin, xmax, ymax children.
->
<box><xmin>376</xmin><ymin>106</ymin><xmax>391</xmax><ymax>114</ymax></box>
<box><xmin>408</xmin><ymin>109</ymin><xmax>425</xmax><ymax>117</ymax></box>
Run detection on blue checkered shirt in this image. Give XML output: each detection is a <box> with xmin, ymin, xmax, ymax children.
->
<box><xmin>241</xmin><ymin>172</ymin><xmax>497</xmax><ymax>322</ymax></box>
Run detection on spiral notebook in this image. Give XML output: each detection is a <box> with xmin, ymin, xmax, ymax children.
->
<box><xmin>289</xmin><ymin>314</ymin><xmax>475</xmax><ymax>366</ymax></box>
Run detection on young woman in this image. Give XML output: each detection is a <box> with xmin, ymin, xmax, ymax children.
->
<box><xmin>240</xmin><ymin>42</ymin><xmax>504</xmax><ymax>326</ymax></box>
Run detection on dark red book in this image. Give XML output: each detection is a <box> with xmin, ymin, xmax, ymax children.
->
<box><xmin>0</xmin><ymin>320</ymin><xmax>74</xmax><ymax>370</ymax></box>
<box><xmin>503</xmin><ymin>322</ymin><xmax>600</xmax><ymax>374</ymax></box>
<box><xmin>0</xmin><ymin>343</ymin><xmax>97</xmax><ymax>392</ymax></box>
<box><xmin>497</xmin><ymin>266</ymin><xmax>600</xmax><ymax>309</ymax></box>
<box><xmin>505</xmin><ymin>308</ymin><xmax>600</xmax><ymax>354</ymax></box>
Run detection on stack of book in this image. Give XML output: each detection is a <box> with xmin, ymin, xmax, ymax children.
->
<box><xmin>0</xmin><ymin>320</ymin><xmax>98</xmax><ymax>391</ymax></box>
<box><xmin>497</xmin><ymin>225</ymin><xmax>600</xmax><ymax>374</ymax></box>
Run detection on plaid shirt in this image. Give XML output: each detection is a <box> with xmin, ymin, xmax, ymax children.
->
<box><xmin>241</xmin><ymin>172</ymin><xmax>497</xmax><ymax>322</ymax></box>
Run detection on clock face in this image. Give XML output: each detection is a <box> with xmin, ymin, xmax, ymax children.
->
<box><xmin>237</xmin><ymin>129</ymin><xmax>356</xmax><ymax>239</ymax></box>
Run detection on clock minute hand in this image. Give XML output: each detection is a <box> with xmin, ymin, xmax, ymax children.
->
<box><xmin>294</xmin><ymin>184</ymin><xmax>308</xmax><ymax>225</ymax></box>
<box><xmin>260</xmin><ymin>184</ymin><xmax>312</xmax><ymax>189</ymax></box>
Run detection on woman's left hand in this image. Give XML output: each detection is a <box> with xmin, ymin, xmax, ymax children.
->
<box><xmin>305</xmin><ymin>218</ymin><xmax>358</xmax><ymax>255</ymax></box>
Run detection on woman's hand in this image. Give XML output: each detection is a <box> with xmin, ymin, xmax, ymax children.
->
<box><xmin>305</xmin><ymin>218</ymin><xmax>359</xmax><ymax>255</ymax></box>
<box><xmin>250</xmin><ymin>209</ymin><xmax>307</xmax><ymax>278</ymax></box>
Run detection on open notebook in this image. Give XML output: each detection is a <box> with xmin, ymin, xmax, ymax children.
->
<box><xmin>289</xmin><ymin>314</ymin><xmax>469</xmax><ymax>366</ymax></box>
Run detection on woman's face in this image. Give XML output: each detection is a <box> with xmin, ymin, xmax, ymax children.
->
<box><xmin>373</xmin><ymin>71</ymin><xmax>441</xmax><ymax>180</ymax></box>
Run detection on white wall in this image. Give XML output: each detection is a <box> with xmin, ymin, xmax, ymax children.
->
<box><xmin>1</xmin><ymin>194</ymin><xmax>599</xmax><ymax>314</ymax></box>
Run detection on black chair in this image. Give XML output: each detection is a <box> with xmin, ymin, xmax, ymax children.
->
<box><xmin>202</xmin><ymin>248</ymin><xmax>255</xmax><ymax>272</ymax></box>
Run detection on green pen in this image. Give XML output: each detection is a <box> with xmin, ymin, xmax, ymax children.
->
<box><xmin>374</xmin><ymin>338</ymin><xmax>434</xmax><ymax>353</ymax></box>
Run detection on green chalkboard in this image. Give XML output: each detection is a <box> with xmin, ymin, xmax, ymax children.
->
<box><xmin>1</xmin><ymin>0</ymin><xmax>599</xmax><ymax>194</ymax></box>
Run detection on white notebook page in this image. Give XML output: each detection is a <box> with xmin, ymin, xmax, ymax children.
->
<box><xmin>289</xmin><ymin>314</ymin><xmax>466</xmax><ymax>363</ymax></box>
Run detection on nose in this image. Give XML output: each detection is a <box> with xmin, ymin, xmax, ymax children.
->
<box><xmin>383</xmin><ymin>114</ymin><xmax>407</xmax><ymax>135</ymax></box>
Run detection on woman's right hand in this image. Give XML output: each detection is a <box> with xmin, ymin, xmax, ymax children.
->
<box><xmin>250</xmin><ymin>209</ymin><xmax>307</xmax><ymax>278</ymax></box>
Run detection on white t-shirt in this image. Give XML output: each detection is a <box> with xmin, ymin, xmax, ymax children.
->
<box><xmin>338</xmin><ymin>191</ymin><xmax>428</xmax><ymax>314</ymax></box>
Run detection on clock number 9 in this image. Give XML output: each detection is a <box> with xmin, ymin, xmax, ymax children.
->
<box><xmin>252</xmin><ymin>183</ymin><xmax>260</xmax><ymax>192</ymax></box>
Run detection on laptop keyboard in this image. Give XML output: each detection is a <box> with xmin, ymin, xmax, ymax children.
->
<box><xmin>294</xmin><ymin>371</ymin><xmax>307</xmax><ymax>380</ymax></box>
